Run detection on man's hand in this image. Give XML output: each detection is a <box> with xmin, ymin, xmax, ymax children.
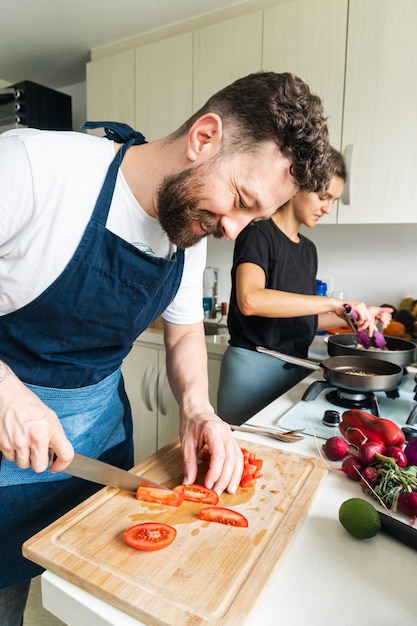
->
<box><xmin>180</xmin><ymin>409</ymin><xmax>243</xmax><ymax>496</ymax></box>
<box><xmin>0</xmin><ymin>361</ymin><xmax>74</xmax><ymax>473</ymax></box>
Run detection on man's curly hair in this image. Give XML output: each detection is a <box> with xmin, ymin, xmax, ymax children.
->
<box><xmin>171</xmin><ymin>71</ymin><xmax>332</xmax><ymax>194</ymax></box>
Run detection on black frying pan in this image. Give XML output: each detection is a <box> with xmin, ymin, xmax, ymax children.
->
<box><xmin>327</xmin><ymin>334</ymin><xmax>416</xmax><ymax>367</ymax></box>
<box><xmin>256</xmin><ymin>346</ymin><xmax>403</xmax><ymax>392</ymax></box>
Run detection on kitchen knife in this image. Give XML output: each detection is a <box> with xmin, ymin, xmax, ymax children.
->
<box><xmin>63</xmin><ymin>452</ymin><xmax>170</xmax><ymax>492</ymax></box>
<box><xmin>378</xmin><ymin>511</ymin><xmax>417</xmax><ymax>551</ymax></box>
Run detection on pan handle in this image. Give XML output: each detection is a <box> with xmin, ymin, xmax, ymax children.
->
<box><xmin>256</xmin><ymin>346</ymin><xmax>322</xmax><ymax>371</ymax></box>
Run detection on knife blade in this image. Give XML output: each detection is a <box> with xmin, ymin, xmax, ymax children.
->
<box><xmin>63</xmin><ymin>452</ymin><xmax>170</xmax><ymax>492</ymax></box>
<box><xmin>378</xmin><ymin>511</ymin><xmax>417</xmax><ymax>551</ymax></box>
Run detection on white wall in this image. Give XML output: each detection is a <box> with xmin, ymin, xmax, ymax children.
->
<box><xmin>59</xmin><ymin>82</ymin><xmax>87</xmax><ymax>131</ymax></box>
<box><xmin>206</xmin><ymin>223</ymin><xmax>417</xmax><ymax>310</ymax></box>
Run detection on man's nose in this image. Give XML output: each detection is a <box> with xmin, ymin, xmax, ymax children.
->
<box><xmin>218</xmin><ymin>214</ymin><xmax>254</xmax><ymax>240</ymax></box>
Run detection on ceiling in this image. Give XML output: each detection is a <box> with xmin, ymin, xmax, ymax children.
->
<box><xmin>0</xmin><ymin>0</ymin><xmax>249</xmax><ymax>88</ymax></box>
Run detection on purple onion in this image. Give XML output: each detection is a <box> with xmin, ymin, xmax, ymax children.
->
<box><xmin>357</xmin><ymin>330</ymin><xmax>372</xmax><ymax>349</ymax></box>
<box><xmin>405</xmin><ymin>438</ymin><xmax>417</xmax><ymax>466</ymax></box>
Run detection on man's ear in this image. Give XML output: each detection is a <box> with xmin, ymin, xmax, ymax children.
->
<box><xmin>186</xmin><ymin>113</ymin><xmax>223</xmax><ymax>163</ymax></box>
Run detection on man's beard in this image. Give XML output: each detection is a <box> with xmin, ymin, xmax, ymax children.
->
<box><xmin>156</xmin><ymin>165</ymin><xmax>224</xmax><ymax>248</ymax></box>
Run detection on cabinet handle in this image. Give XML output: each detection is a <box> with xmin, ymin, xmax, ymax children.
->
<box><xmin>158</xmin><ymin>366</ymin><xmax>167</xmax><ymax>416</ymax></box>
<box><xmin>144</xmin><ymin>364</ymin><xmax>155</xmax><ymax>411</ymax></box>
<box><xmin>341</xmin><ymin>144</ymin><xmax>353</xmax><ymax>206</ymax></box>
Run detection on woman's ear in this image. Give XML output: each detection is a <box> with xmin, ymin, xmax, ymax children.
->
<box><xmin>186</xmin><ymin>113</ymin><xmax>223</xmax><ymax>163</ymax></box>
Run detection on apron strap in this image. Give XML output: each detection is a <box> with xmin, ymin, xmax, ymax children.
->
<box><xmin>81</xmin><ymin>121</ymin><xmax>147</xmax><ymax>145</ymax></box>
<box><xmin>82</xmin><ymin>121</ymin><xmax>147</xmax><ymax>225</ymax></box>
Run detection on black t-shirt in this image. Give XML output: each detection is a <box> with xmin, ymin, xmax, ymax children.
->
<box><xmin>227</xmin><ymin>219</ymin><xmax>318</xmax><ymax>358</ymax></box>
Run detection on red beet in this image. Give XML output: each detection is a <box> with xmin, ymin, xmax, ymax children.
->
<box><xmin>323</xmin><ymin>437</ymin><xmax>350</xmax><ymax>461</ymax></box>
<box><xmin>358</xmin><ymin>441</ymin><xmax>386</xmax><ymax>466</ymax></box>
<box><xmin>398</xmin><ymin>492</ymin><xmax>417</xmax><ymax>524</ymax></box>
<box><xmin>341</xmin><ymin>456</ymin><xmax>363</xmax><ymax>481</ymax></box>
<box><xmin>384</xmin><ymin>446</ymin><xmax>407</xmax><ymax>468</ymax></box>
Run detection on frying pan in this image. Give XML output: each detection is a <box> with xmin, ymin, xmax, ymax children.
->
<box><xmin>327</xmin><ymin>334</ymin><xmax>416</xmax><ymax>367</ymax></box>
<box><xmin>256</xmin><ymin>346</ymin><xmax>403</xmax><ymax>392</ymax></box>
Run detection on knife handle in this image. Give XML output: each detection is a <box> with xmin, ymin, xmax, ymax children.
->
<box><xmin>378</xmin><ymin>512</ymin><xmax>417</xmax><ymax>551</ymax></box>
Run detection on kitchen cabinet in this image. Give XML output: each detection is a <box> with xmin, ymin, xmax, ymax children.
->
<box><xmin>338</xmin><ymin>0</ymin><xmax>417</xmax><ymax>224</ymax></box>
<box><xmin>122</xmin><ymin>331</ymin><xmax>227</xmax><ymax>463</ymax></box>
<box><xmin>263</xmin><ymin>0</ymin><xmax>417</xmax><ymax>225</ymax></box>
<box><xmin>122</xmin><ymin>339</ymin><xmax>179</xmax><ymax>464</ymax></box>
<box><xmin>86</xmin><ymin>49</ymin><xmax>135</xmax><ymax>134</ymax></box>
<box><xmin>135</xmin><ymin>32</ymin><xmax>193</xmax><ymax>140</ymax></box>
<box><xmin>193</xmin><ymin>11</ymin><xmax>263</xmax><ymax>110</ymax></box>
<box><xmin>262</xmin><ymin>0</ymin><xmax>348</xmax><ymax>225</ymax></box>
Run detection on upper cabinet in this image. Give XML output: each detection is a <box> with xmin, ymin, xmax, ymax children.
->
<box><xmin>264</xmin><ymin>0</ymin><xmax>416</xmax><ymax>224</ymax></box>
<box><xmin>135</xmin><ymin>32</ymin><xmax>193</xmax><ymax>140</ymax></box>
<box><xmin>86</xmin><ymin>49</ymin><xmax>135</xmax><ymax>134</ymax></box>
<box><xmin>193</xmin><ymin>12</ymin><xmax>263</xmax><ymax>110</ymax></box>
<box><xmin>263</xmin><ymin>0</ymin><xmax>348</xmax><ymax>225</ymax></box>
<box><xmin>338</xmin><ymin>0</ymin><xmax>417</xmax><ymax>224</ymax></box>
<box><xmin>86</xmin><ymin>0</ymin><xmax>417</xmax><ymax>225</ymax></box>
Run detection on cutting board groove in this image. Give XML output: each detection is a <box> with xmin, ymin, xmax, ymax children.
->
<box><xmin>24</xmin><ymin>438</ymin><xmax>327</xmax><ymax>625</ymax></box>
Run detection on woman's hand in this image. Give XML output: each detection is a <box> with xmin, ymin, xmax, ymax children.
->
<box><xmin>0</xmin><ymin>361</ymin><xmax>74</xmax><ymax>473</ymax></box>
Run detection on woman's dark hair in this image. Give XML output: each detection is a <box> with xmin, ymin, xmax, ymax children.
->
<box><xmin>328</xmin><ymin>147</ymin><xmax>347</xmax><ymax>182</ymax></box>
<box><xmin>170</xmin><ymin>71</ymin><xmax>332</xmax><ymax>193</ymax></box>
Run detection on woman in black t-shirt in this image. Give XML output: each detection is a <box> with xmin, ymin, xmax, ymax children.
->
<box><xmin>217</xmin><ymin>149</ymin><xmax>392</xmax><ymax>424</ymax></box>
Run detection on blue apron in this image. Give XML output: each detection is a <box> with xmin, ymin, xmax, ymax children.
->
<box><xmin>0</xmin><ymin>122</ymin><xmax>185</xmax><ymax>587</ymax></box>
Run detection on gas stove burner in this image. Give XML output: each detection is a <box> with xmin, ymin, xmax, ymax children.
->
<box><xmin>325</xmin><ymin>390</ymin><xmax>380</xmax><ymax>416</ymax></box>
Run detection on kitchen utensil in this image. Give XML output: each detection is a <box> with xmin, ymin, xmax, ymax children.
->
<box><xmin>63</xmin><ymin>452</ymin><xmax>170</xmax><ymax>492</ymax></box>
<box><xmin>378</xmin><ymin>512</ymin><xmax>417</xmax><ymax>551</ymax></box>
<box><xmin>343</xmin><ymin>304</ymin><xmax>387</xmax><ymax>350</ymax></box>
<box><xmin>256</xmin><ymin>346</ymin><xmax>403</xmax><ymax>392</ymax></box>
<box><xmin>327</xmin><ymin>334</ymin><xmax>416</xmax><ymax>367</ymax></box>
<box><xmin>230</xmin><ymin>423</ymin><xmax>304</xmax><ymax>442</ymax></box>
<box><xmin>23</xmin><ymin>439</ymin><xmax>328</xmax><ymax>626</ymax></box>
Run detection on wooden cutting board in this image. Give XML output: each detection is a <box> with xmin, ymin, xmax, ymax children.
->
<box><xmin>23</xmin><ymin>439</ymin><xmax>327</xmax><ymax>625</ymax></box>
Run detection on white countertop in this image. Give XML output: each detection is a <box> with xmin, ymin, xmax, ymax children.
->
<box><xmin>41</xmin><ymin>357</ymin><xmax>417</xmax><ymax>626</ymax></box>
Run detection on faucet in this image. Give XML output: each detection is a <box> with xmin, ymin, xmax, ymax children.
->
<box><xmin>211</xmin><ymin>269</ymin><xmax>222</xmax><ymax>319</ymax></box>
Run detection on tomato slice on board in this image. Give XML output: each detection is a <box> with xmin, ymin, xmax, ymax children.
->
<box><xmin>240</xmin><ymin>474</ymin><xmax>256</xmax><ymax>488</ymax></box>
<box><xmin>136</xmin><ymin>485</ymin><xmax>184</xmax><ymax>507</ymax></box>
<box><xmin>174</xmin><ymin>484</ymin><xmax>219</xmax><ymax>505</ymax></box>
<box><xmin>198</xmin><ymin>507</ymin><xmax>249</xmax><ymax>527</ymax></box>
<box><xmin>123</xmin><ymin>522</ymin><xmax>177</xmax><ymax>551</ymax></box>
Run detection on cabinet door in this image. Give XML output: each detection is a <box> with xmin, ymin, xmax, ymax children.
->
<box><xmin>207</xmin><ymin>354</ymin><xmax>222</xmax><ymax>413</ymax></box>
<box><xmin>122</xmin><ymin>345</ymin><xmax>158</xmax><ymax>464</ymax></box>
<box><xmin>135</xmin><ymin>33</ymin><xmax>193</xmax><ymax>141</ymax></box>
<box><xmin>86</xmin><ymin>50</ymin><xmax>135</xmax><ymax>135</ymax></box>
<box><xmin>263</xmin><ymin>0</ymin><xmax>348</xmax><ymax>225</ymax></box>
<box><xmin>156</xmin><ymin>351</ymin><xmax>180</xmax><ymax>449</ymax></box>
<box><xmin>193</xmin><ymin>11</ymin><xmax>263</xmax><ymax>111</ymax></box>
<box><xmin>339</xmin><ymin>0</ymin><xmax>417</xmax><ymax>223</ymax></box>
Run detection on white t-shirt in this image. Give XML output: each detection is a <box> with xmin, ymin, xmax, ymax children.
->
<box><xmin>0</xmin><ymin>128</ymin><xmax>206</xmax><ymax>323</ymax></box>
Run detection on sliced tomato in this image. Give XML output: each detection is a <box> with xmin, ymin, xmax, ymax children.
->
<box><xmin>240</xmin><ymin>474</ymin><xmax>256</xmax><ymax>488</ymax></box>
<box><xmin>123</xmin><ymin>522</ymin><xmax>176</xmax><ymax>551</ymax></box>
<box><xmin>198</xmin><ymin>506</ymin><xmax>249</xmax><ymax>527</ymax></box>
<box><xmin>136</xmin><ymin>485</ymin><xmax>184</xmax><ymax>507</ymax></box>
<box><xmin>174</xmin><ymin>484</ymin><xmax>219</xmax><ymax>505</ymax></box>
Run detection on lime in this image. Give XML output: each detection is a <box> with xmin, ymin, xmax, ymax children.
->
<box><xmin>338</xmin><ymin>498</ymin><xmax>381</xmax><ymax>539</ymax></box>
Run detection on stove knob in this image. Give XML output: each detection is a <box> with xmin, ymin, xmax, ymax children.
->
<box><xmin>322</xmin><ymin>410</ymin><xmax>341</xmax><ymax>427</ymax></box>
<box><xmin>402</xmin><ymin>426</ymin><xmax>417</xmax><ymax>441</ymax></box>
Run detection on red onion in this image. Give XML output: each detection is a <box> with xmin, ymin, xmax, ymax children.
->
<box><xmin>404</xmin><ymin>438</ymin><xmax>417</xmax><ymax>467</ymax></box>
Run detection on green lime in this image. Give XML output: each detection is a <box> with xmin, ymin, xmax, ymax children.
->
<box><xmin>338</xmin><ymin>498</ymin><xmax>381</xmax><ymax>539</ymax></box>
